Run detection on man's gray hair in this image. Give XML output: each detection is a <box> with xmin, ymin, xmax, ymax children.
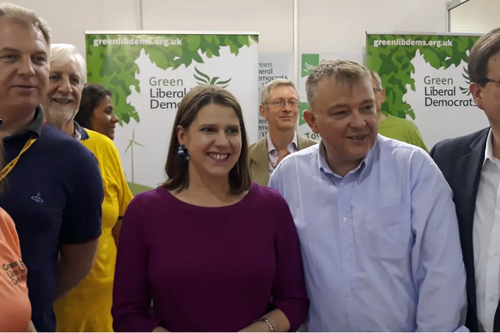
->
<box><xmin>370</xmin><ymin>70</ymin><xmax>383</xmax><ymax>90</ymax></box>
<box><xmin>260</xmin><ymin>79</ymin><xmax>298</xmax><ymax>104</ymax></box>
<box><xmin>0</xmin><ymin>3</ymin><xmax>51</xmax><ymax>46</ymax></box>
<box><xmin>50</xmin><ymin>44</ymin><xmax>87</xmax><ymax>85</ymax></box>
<box><xmin>305</xmin><ymin>59</ymin><xmax>372</xmax><ymax>107</ymax></box>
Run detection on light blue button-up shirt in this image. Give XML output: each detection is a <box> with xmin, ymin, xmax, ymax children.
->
<box><xmin>269</xmin><ymin>135</ymin><xmax>467</xmax><ymax>332</ymax></box>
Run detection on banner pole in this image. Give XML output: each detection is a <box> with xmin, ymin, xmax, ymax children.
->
<box><xmin>293</xmin><ymin>0</ymin><xmax>299</xmax><ymax>86</ymax></box>
<box><xmin>138</xmin><ymin>0</ymin><xmax>144</xmax><ymax>30</ymax></box>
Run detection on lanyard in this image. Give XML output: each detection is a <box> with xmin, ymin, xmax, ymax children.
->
<box><xmin>0</xmin><ymin>137</ymin><xmax>36</xmax><ymax>181</ymax></box>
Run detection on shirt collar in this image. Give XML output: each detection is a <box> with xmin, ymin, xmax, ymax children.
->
<box><xmin>267</xmin><ymin>132</ymin><xmax>298</xmax><ymax>153</ymax></box>
<box><xmin>484</xmin><ymin>128</ymin><xmax>497</xmax><ymax>165</ymax></box>
<box><xmin>316</xmin><ymin>136</ymin><xmax>378</xmax><ymax>179</ymax></box>
<box><xmin>4</xmin><ymin>106</ymin><xmax>45</xmax><ymax>142</ymax></box>
<box><xmin>30</xmin><ymin>106</ymin><xmax>45</xmax><ymax>137</ymax></box>
<box><xmin>74</xmin><ymin>121</ymin><xmax>89</xmax><ymax>141</ymax></box>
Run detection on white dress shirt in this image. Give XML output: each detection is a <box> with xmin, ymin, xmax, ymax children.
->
<box><xmin>267</xmin><ymin>132</ymin><xmax>298</xmax><ymax>175</ymax></box>
<box><xmin>269</xmin><ymin>136</ymin><xmax>467</xmax><ymax>331</ymax></box>
<box><xmin>474</xmin><ymin>129</ymin><xmax>500</xmax><ymax>332</ymax></box>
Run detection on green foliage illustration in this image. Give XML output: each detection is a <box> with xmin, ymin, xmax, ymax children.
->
<box><xmin>193</xmin><ymin>67</ymin><xmax>232</xmax><ymax>88</ymax></box>
<box><xmin>366</xmin><ymin>35</ymin><xmax>479</xmax><ymax>119</ymax></box>
<box><xmin>85</xmin><ymin>34</ymin><xmax>258</xmax><ymax>126</ymax></box>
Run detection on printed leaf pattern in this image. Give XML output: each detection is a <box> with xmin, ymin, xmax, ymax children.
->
<box><xmin>85</xmin><ymin>34</ymin><xmax>257</xmax><ymax>125</ymax></box>
<box><xmin>366</xmin><ymin>35</ymin><xmax>479</xmax><ymax>119</ymax></box>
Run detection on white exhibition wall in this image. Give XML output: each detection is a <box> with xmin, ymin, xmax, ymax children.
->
<box><xmin>7</xmin><ymin>0</ymin><xmax>500</xmax><ymax>152</ymax></box>
<box><xmin>450</xmin><ymin>0</ymin><xmax>500</xmax><ymax>33</ymax></box>
<box><xmin>12</xmin><ymin>0</ymin><xmax>449</xmax><ymax>71</ymax></box>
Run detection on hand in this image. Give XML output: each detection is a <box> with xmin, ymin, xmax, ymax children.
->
<box><xmin>152</xmin><ymin>326</ymin><xmax>169</xmax><ymax>332</ymax></box>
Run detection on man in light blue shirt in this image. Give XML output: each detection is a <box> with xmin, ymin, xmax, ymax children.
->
<box><xmin>269</xmin><ymin>59</ymin><xmax>467</xmax><ymax>332</ymax></box>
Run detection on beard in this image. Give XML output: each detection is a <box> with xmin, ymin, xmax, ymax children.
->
<box><xmin>45</xmin><ymin>102</ymin><xmax>77</xmax><ymax>124</ymax></box>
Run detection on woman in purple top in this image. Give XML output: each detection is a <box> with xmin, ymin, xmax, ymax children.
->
<box><xmin>112</xmin><ymin>85</ymin><xmax>309</xmax><ymax>332</ymax></box>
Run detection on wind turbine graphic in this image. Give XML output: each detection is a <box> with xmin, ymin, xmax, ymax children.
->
<box><xmin>124</xmin><ymin>128</ymin><xmax>144</xmax><ymax>183</ymax></box>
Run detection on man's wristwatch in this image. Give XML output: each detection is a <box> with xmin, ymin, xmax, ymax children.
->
<box><xmin>254</xmin><ymin>318</ymin><xmax>275</xmax><ymax>332</ymax></box>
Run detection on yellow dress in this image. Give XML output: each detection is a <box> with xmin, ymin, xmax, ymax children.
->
<box><xmin>54</xmin><ymin>128</ymin><xmax>133</xmax><ymax>332</ymax></box>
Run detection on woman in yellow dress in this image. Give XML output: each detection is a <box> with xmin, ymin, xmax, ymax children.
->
<box><xmin>43</xmin><ymin>43</ymin><xmax>134</xmax><ymax>332</ymax></box>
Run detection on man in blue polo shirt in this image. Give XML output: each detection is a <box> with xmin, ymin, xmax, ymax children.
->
<box><xmin>0</xmin><ymin>4</ymin><xmax>103</xmax><ymax>331</ymax></box>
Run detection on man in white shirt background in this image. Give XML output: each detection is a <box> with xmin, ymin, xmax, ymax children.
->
<box><xmin>431</xmin><ymin>27</ymin><xmax>500</xmax><ymax>332</ymax></box>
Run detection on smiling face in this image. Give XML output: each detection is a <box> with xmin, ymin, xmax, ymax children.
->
<box><xmin>90</xmin><ymin>95</ymin><xmax>119</xmax><ymax>140</ymax></box>
<box><xmin>43</xmin><ymin>57</ymin><xmax>83</xmax><ymax>124</ymax></box>
<box><xmin>178</xmin><ymin>103</ymin><xmax>242</xmax><ymax>181</ymax></box>
<box><xmin>260</xmin><ymin>84</ymin><xmax>299</xmax><ymax>132</ymax></box>
<box><xmin>0</xmin><ymin>18</ymin><xmax>49</xmax><ymax>121</ymax></box>
<box><xmin>304</xmin><ymin>77</ymin><xmax>378</xmax><ymax>175</ymax></box>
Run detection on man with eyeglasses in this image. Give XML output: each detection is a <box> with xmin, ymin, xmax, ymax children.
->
<box><xmin>370</xmin><ymin>71</ymin><xmax>428</xmax><ymax>151</ymax></box>
<box><xmin>249</xmin><ymin>79</ymin><xmax>317</xmax><ymax>186</ymax></box>
<box><xmin>431</xmin><ymin>27</ymin><xmax>500</xmax><ymax>332</ymax></box>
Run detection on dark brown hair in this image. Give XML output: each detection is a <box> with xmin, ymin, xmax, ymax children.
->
<box><xmin>75</xmin><ymin>83</ymin><xmax>112</xmax><ymax>129</ymax></box>
<box><xmin>469</xmin><ymin>28</ymin><xmax>500</xmax><ymax>86</ymax></box>
<box><xmin>162</xmin><ymin>85</ymin><xmax>252</xmax><ymax>194</ymax></box>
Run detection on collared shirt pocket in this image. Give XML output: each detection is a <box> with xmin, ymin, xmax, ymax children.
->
<box><xmin>360</xmin><ymin>203</ymin><xmax>412</xmax><ymax>260</ymax></box>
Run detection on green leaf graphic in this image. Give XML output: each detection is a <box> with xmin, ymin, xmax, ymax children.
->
<box><xmin>186</xmin><ymin>35</ymin><xmax>201</xmax><ymax>51</ymax></box>
<box><xmin>194</xmin><ymin>74</ymin><xmax>208</xmax><ymax>84</ymax></box>
<box><xmin>366</xmin><ymin>34</ymin><xmax>479</xmax><ymax>120</ymax></box>
<box><xmin>215</xmin><ymin>78</ymin><xmax>231</xmax><ymax>85</ymax></box>
<box><xmin>195</xmin><ymin>67</ymin><xmax>210</xmax><ymax>82</ymax></box>
<box><xmin>86</xmin><ymin>33</ymin><xmax>256</xmax><ymax>126</ymax></box>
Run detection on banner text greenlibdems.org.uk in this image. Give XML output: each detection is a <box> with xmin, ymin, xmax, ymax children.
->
<box><xmin>373</xmin><ymin>39</ymin><xmax>452</xmax><ymax>48</ymax></box>
<box><xmin>92</xmin><ymin>37</ymin><xmax>183</xmax><ymax>47</ymax></box>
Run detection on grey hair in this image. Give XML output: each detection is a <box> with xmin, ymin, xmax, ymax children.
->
<box><xmin>305</xmin><ymin>59</ymin><xmax>372</xmax><ymax>108</ymax></box>
<box><xmin>50</xmin><ymin>44</ymin><xmax>87</xmax><ymax>85</ymax></box>
<box><xmin>0</xmin><ymin>3</ymin><xmax>51</xmax><ymax>46</ymax></box>
<box><xmin>370</xmin><ymin>70</ymin><xmax>383</xmax><ymax>90</ymax></box>
<box><xmin>260</xmin><ymin>79</ymin><xmax>298</xmax><ymax>104</ymax></box>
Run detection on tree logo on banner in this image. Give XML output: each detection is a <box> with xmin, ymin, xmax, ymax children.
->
<box><xmin>366</xmin><ymin>35</ymin><xmax>480</xmax><ymax>120</ymax></box>
<box><xmin>193</xmin><ymin>67</ymin><xmax>232</xmax><ymax>88</ymax></box>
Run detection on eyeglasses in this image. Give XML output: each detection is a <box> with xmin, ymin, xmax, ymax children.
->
<box><xmin>475</xmin><ymin>78</ymin><xmax>500</xmax><ymax>85</ymax></box>
<box><xmin>263</xmin><ymin>101</ymin><xmax>300</xmax><ymax>108</ymax></box>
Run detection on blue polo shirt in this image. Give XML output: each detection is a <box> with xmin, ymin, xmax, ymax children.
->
<box><xmin>0</xmin><ymin>107</ymin><xmax>104</xmax><ymax>331</ymax></box>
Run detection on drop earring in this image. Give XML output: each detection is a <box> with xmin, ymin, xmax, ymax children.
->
<box><xmin>178</xmin><ymin>144</ymin><xmax>190</xmax><ymax>161</ymax></box>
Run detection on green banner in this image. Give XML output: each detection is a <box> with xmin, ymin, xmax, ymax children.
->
<box><xmin>85</xmin><ymin>32</ymin><xmax>259</xmax><ymax>194</ymax></box>
<box><xmin>366</xmin><ymin>33</ymin><xmax>488</xmax><ymax>148</ymax></box>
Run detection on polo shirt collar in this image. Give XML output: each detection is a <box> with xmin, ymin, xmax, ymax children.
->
<box><xmin>4</xmin><ymin>106</ymin><xmax>45</xmax><ymax>142</ymax></box>
<box><xmin>30</xmin><ymin>106</ymin><xmax>45</xmax><ymax>137</ymax></box>
<box><xmin>74</xmin><ymin>121</ymin><xmax>89</xmax><ymax>141</ymax></box>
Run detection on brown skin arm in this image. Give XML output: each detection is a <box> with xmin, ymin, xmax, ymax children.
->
<box><xmin>55</xmin><ymin>239</ymin><xmax>98</xmax><ymax>299</ymax></box>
